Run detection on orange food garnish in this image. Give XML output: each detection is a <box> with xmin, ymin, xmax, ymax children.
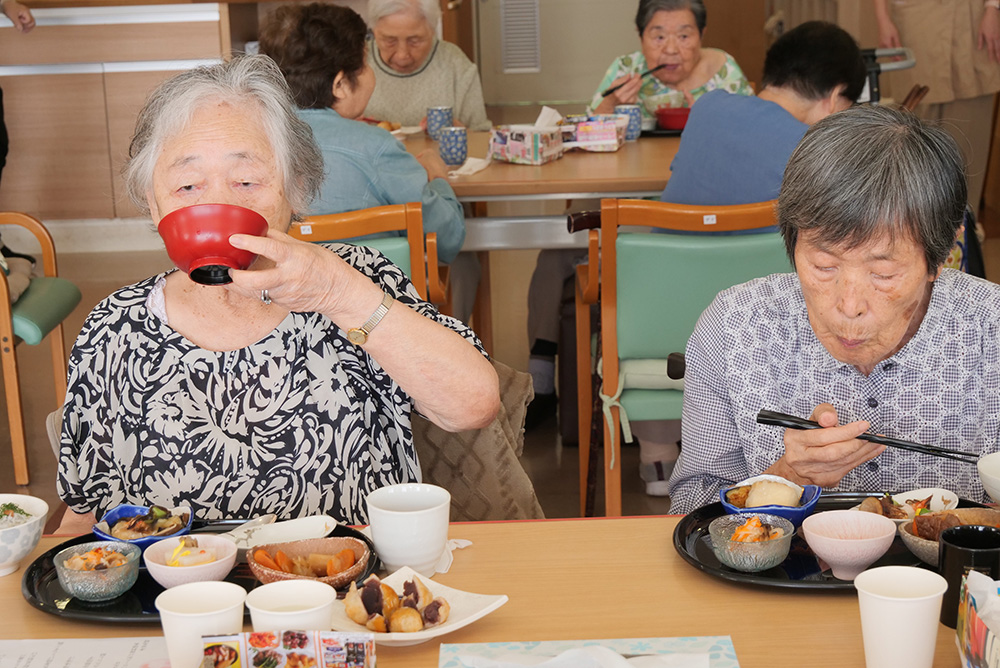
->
<box><xmin>275</xmin><ymin>550</ymin><xmax>294</xmax><ymax>573</ymax></box>
<box><xmin>731</xmin><ymin>516</ymin><xmax>783</xmax><ymax>543</ymax></box>
<box><xmin>254</xmin><ymin>549</ymin><xmax>280</xmax><ymax>571</ymax></box>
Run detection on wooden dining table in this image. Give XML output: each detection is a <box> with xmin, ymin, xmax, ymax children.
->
<box><xmin>0</xmin><ymin>516</ymin><xmax>963</xmax><ymax>667</ymax></box>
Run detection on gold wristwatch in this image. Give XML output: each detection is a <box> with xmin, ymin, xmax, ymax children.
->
<box><xmin>347</xmin><ymin>292</ymin><xmax>393</xmax><ymax>345</ymax></box>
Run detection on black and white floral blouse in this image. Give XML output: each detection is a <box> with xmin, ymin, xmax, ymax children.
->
<box><xmin>57</xmin><ymin>244</ymin><xmax>484</xmax><ymax>524</ymax></box>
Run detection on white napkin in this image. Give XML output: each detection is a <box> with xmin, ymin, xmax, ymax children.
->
<box><xmin>534</xmin><ymin>105</ymin><xmax>564</xmax><ymax>127</ymax></box>
<box><xmin>457</xmin><ymin>646</ymin><xmax>709</xmax><ymax>668</ymax></box>
<box><xmin>359</xmin><ymin>527</ymin><xmax>471</xmax><ymax>574</ymax></box>
<box><xmin>449</xmin><ymin>157</ymin><xmax>491</xmax><ymax>178</ymax></box>
<box><xmin>392</xmin><ymin>126</ymin><xmax>424</xmax><ymax>136</ymax></box>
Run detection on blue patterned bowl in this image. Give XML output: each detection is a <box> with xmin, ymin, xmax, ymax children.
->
<box><xmin>720</xmin><ymin>481</ymin><xmax>821</xmax><ymax>528</ymax></box>
<box><xmin>0</xmin><ymin>494</ymin><xmax>48</xmax><ymax>577</ymax></box>
<box><xmin>93</xmin><ymin>504</ymin><xmax>193</xmax><ymax>551</ymax></box>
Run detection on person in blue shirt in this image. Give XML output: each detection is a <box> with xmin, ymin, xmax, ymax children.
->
<box><xmin>634</xmin><ymin>21</ymin><xmax>867</xmax><ymax>495</ymax></box>
<box><xmin>258</xmin><ymin>3</ymin><xmax>466</xmax><ymax>268</ymax></box>
<box><xmin>661</xmin><ymin>21</ymin><xmax>866</xmax><ymax>206</ymax></box>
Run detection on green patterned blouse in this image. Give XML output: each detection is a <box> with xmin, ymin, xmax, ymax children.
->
<box><xmin>588</xmin><ymin>49</ymin><xmax>752</xmax><ymax>119</ymax></box>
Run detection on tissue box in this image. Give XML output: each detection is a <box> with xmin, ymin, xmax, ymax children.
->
<box><xmin>565</xmin><ymin>115</ymin><xmax>628</xmax><ymax>152</ymax></box>
<box><xmin>489</xmin><ymin>125</ymin><xmax>563</xmax><ymax>165</ymax></box>
<box><xmin>958</xmin><ymin>572</ymin><xmax>1000</xmax><ymax>667</ymax></box>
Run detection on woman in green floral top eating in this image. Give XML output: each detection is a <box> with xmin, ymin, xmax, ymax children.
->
<box><xmin>589</xmin><ymin>0</ymin><xmax>752</xmax><ymax>122</ymax></box>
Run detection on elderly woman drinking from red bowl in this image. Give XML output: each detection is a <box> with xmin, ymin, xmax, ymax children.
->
<box><xmin>589</xmin><ymin>0</ymin><xmax>752</xmax><ymax>124</ymax></box>
<box><xmin>56</xmin><ymin>55</ymin><xmax>499</xmax><ymax>530</ymax></box>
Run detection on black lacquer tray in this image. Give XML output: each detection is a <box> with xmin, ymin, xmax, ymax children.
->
<box><xmin>21</xmin><ymin>521</ymin><xmax>378</xmax><ymax>623</ymax></box>
<box><xmin>672</xmin><ymin>491</ymin><xmax>987</xmax><ymax>590</ymax></box>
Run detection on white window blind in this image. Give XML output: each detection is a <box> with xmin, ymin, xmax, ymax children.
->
<box><xmin>500</xmin><ymin>0</ymin><xmax>541</xmax><ymax>74</ymax></box>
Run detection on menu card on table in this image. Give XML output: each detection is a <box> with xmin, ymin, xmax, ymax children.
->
<box><xmin>439</xmin><ymin>636</ymin><xmax>738</xmax><ymax>668</ymax></box>
<box><xmin>0</xmin><ymin>637</ymin><xmax>169</xmax><ymax>668</ymax></box>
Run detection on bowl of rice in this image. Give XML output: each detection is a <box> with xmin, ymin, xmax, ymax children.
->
<box><xmin>0</xmin><ymin>494</ymin><xmax>48</xmax><ymax>577</ymax></box>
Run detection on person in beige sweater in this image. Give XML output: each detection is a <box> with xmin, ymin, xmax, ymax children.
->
<box><xmin>363</xmin><ymin>0</ymin><xmax>491</xmax><ymax>131</ymax></box>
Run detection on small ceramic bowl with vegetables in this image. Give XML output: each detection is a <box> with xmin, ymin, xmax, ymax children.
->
<box><xmin>720</xmin><ymin>474</ymin><xmax>821</xmax><ymax>528</ymax></box>
<box><xmin>0</xmin><ymin>494</ymin><xmax>49</xmax><ymax>577</ymax></box>
<box><xmin>92</xmin><ymin>504</ymin><xmax>193</xmax><ymax>551</ymax></box>
<box><xmin>54</xmin><ymin>540</ymin><xmax>141</xmax><ymax>601</ymax></box>
<box><xmin>248</xmin><ymin>536</ymin><xmax>371</xmax><ymax>588</ymax></box>
<box><xmin>143</xmin><ymin>534</ymin><xmax>239</xmax><ymax>589</ymax></box>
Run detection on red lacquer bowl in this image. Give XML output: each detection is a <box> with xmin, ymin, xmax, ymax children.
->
<box><xmin>157</xmin><ymin>204</ymin><xmax>268</xmax><ymax>285</ymax></box>
<box><xmin>655</xmin><ymin>107</ymin><xmax>691</xmax><ymax>131</ymax></box>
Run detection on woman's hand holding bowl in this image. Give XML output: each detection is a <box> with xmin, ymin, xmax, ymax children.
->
<box><xmin>594</xmin><ymin>74</ymin><xmax>643</xmax><ymax>114</ymax></box>
<box><xmin>766</xmin><ymin>403</ymin><xmax>884</xmax><ymax>488</ymax></box>
<box><xmin>228</xmin><ymin>228</ymin><xmax>378</xmax><ymax>324</ymax></box>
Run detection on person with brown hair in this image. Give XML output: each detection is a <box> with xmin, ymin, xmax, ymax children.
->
<box><xmin>258</xmin><ymin>3</ymin><xmax>466</xmax><ymax>265</ymax></box>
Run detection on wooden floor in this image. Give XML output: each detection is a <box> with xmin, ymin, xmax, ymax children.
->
<box><xmin>2</xmin><ymin>229</ymin><xmax>998</xmax><ymax>524</ymax></box>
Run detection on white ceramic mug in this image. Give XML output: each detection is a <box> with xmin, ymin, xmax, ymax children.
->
<box><xmin>366</xmin><ymin>483</ymin><xmax>451</xmax><ymax>576</ymax></box>
<box><xmin>155</xmin><ymin>580</ymin><xmax>247</xmax><ymax>668</ymax></box>
<box><xmin>245</xmin><ymin>579</ymin><xmax>338</xmax><ymax>632</ymax></box>
<box><xmin>854</xmin><ymin>566</ymin><xmax>947</xmax><ymax>668</ymax></box>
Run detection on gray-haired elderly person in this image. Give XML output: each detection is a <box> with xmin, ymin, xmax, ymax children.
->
<box><xmin>589</xmin><ymin>0</ymin><xmax>752</xmax><ymax>120</ymax></box>
<box><xmin>363</xmin><ymin>0</ymin><xmax>490</xmax><ymax>131</ymax></box>
<box><xmin>668</xmin><ymin>104</ymin><xmax>1000</xmax><ymax>514</ymax></box>
<box><xmin>56</xmin><ymin>55</ymin><xmax>499</xmax><ymax>531</ymax></box>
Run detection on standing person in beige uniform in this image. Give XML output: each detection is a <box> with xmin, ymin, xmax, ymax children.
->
<box><xmin>874</xmin><ymin>0</ymin><xmax>1000</xmax><ymax>214</ymax></box>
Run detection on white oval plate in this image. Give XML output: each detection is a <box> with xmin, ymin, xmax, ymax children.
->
<box><xmin>221</xmin><ymin>515</ymin><xmax>337</xmax><ymax>560</ymax></box>
<box><xmin>330</xmin><ymin>566</ymin><xmax>509</xmax><ymax>647</ymax></box>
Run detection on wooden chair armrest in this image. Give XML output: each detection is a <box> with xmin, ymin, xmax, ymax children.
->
<box><xmin>425</xmin><ymin>233</ymin><xmax>450</xmax><ymax>306</ymax></box>
<box><xmin>567</xmin><ymin>210</ymin><xmax>601</xmax><ymax>234</ymax></box>
<box><xmin>0</xmin><ymin>211</ymin><xmax>58</xmax><ymax>277</ymax></box>
<box><xmin>576</xmin><ymin>229</ymin><xmax>600</xmax><ymax>304</ymax></box>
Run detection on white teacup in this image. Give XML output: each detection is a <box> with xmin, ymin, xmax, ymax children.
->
<box><xmin>366</xmin><ymin>483</ymin><xmax>451</xmax><ymax>576</ymax></box>
<box><xmin>155</xmin><ymin>580</ymin><xmax>246</xmax><ymax>668</ymax></box>
<box><xmin>245</xmin><ymin>579</ymin><xmax>338</xmax><ymax>632</ymax></box>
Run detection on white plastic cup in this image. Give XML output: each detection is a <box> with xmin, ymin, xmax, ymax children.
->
<box><xmin>245</xmin><ymin>579</ymin><xmax>338</xmax><ymax>632</ymax></box>
<box><xmin>366</xmin><ymin>483</ymin><xmax>450</xmax><ymax>576</ymax></box>
<box><xmin>155</xmin><ymin>580</ymin><xmax>247</xmax><ymax>668</ymax></box>
<box><xmin>854</xmin><ymin>566</ymin><xmax>947</xmax><ymax>668</ymax></box>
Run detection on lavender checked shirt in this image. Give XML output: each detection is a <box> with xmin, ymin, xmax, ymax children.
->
<box><xmin>667</xmin><ymin>269</ymin><xmax>1000</xmax><ymax>514</ymax></box>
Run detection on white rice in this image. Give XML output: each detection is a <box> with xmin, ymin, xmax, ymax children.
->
<box><xmin>0</xmin><ymin>505</ymin><xmax>32</xmax><ymax>529</ymax></box>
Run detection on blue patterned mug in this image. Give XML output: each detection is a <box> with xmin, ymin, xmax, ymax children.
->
<box><xmin>614</xmin><ymin>104</ymin><xmax>642</xmax><ymax>141</ymax></box>
<box><xmin>426</xmin><ymin>106</ymin><xmax>453</xmax><ymax>141</ymax></box>
<box><xmin>438</xmin><ymin>127</ymin><xmax>467</xmax><ymax>166</ymax></box>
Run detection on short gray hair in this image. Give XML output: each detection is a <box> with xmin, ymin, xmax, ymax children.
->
<box><xmin>368</xmin><ymin>0</ymin><xmax>440</xmax><ymax>29</ymax></box>
<box><xmin>124</xmin><ymin>55</ymin><xmax>324</xmax><ymax>219</ymax></box>
<box><xmin>779</xmin><ymin>105</ymin><xmax>967</xmax><ymax>272</ymax></box>
<box><xmin>635</xmin><ymin>0</ymin><xmax>706</xmax><ymax>35</ymax></box>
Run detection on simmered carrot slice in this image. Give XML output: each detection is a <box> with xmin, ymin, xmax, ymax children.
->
<box><xmin>254</xmin><ymin>549</ymin><xmax>280</xmax><ymax>571</ymax></box>
<box><xmin>336</xmin><ymin>548</ymin><xmax>356</xmax><ymax>569</ymax></box>
<box><xmin>275</xmin><ymin>550</ymin><xmax>294</xmax><ymax>573</ymax></box>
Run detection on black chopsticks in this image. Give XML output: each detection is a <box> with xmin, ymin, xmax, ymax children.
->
<box><xmin>601</xmin><ymin>64</ymin><xmax>666</xmax><ymax>98</ymax></box>
<box><xmin>756</xmin><ymin>409</ymin><xmax>979</xmax><ymax>465</ymax></box>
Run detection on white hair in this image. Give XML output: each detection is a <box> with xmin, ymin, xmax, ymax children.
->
<box><xmin>367</xmin><ymin>0</ymin><xmax>440</xmax><ymax>29</ymax></box>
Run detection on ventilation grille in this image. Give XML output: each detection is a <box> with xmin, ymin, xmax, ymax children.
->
<box><xmin>500</xmin><ymin>0</ymin><xmax>541</xmax><ymax>74</ymax></box>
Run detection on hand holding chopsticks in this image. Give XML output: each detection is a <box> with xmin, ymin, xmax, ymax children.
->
<box><xmin>757</xmin><ymin>409</ymin><xmax>979</xmax><ymax>465</ymax></box>
<box><xmin>601</xmin><ymin>64</ymin><xmax>666</xmax><ymax>98</ymax></box>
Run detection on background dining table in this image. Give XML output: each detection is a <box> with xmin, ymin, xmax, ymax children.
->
<box><xmin>0</xmin><ymin>516</ymin><xmax>964</xmax><ymax>667</ymax></box>
<box><xmin>402</xmin><ymin>131</ymin><xmax>681</xmax><ymax>354</ymax></box>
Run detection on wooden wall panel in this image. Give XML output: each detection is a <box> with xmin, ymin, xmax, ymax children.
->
<box><xmin>105</xmin><ymin>70</ymin><xmax>182</xmax><ymax>218</ymax></box>
<box><xmin>0</xmin><ymin>73</ymin><xmax>113</xmax><ymax>218</ymax></box>
<box><xmin>0</xmin><ymin>22</ymin><xmax>223</xmax><ymax>66</ymax></box>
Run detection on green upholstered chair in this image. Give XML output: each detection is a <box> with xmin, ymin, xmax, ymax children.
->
<box><xmin>573</xmin><ymin>199</ymin><xmax>790</xmax><ymax>516</ymax></box>
<box><xmin>0</xmin><ymin>212</ymin><xmax>81</xmax><ymax>485</ymax></box>
<box><xmin>289</xmin><ymin>203</ymin><xmax>447</xmax><ymax>306</ymax></box>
